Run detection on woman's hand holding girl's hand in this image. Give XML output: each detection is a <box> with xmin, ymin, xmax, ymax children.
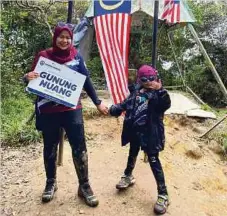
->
<box><xmin>96</xmin><ymin>102</ymin><xmax>109</xmax><ymax>115</ymax></box>
<box><xmin>25</xmin><ymin>71</ymin><xmax>39</xmax><ymax>81</ymax></box>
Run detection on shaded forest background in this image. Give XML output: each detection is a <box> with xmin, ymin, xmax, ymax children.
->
<box><xmin>1</xmin><ymin>0</ymin><xmax>227</xmax><ymax>145</ymax></box>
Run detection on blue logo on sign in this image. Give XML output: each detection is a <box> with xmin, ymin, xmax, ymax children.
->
<box><xmin>40</xmin><ymin>60</ymin><xmax>45</xmax><ymax>66</ymax></box>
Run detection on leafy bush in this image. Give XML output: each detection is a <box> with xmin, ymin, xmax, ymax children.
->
<box><xmin>86</xmin><ymin>56</ymin><xmax>106</xmax><ymax>89</ymax></box>
<box><xmin>1</xmin><ymin>94</ymin><xmax>41</xmax><ymax>146</ymax></box>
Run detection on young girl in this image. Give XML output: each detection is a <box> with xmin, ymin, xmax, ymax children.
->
<box><xmin>109</xmin><ymin>65</ymin><xmax>171</xmax><ymax>215</ymax></box>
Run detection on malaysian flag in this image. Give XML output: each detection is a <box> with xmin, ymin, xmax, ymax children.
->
<box><xmin>94</xmin><ymin>0</ymin><xmax>131</xmax><ymax>104</ymax></box>
<box><xmin>161</xmin><ymin>0</ymin><xmax>181</xmax><ymax>23</ymax></box>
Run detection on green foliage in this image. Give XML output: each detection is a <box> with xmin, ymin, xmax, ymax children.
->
<box><xmin>86</xmin><ymin>57</ymin><xmax>106</xmax><ymax>89</ymax></box>
<box><xmin>223</xmin><ymin>136</ymin><xmax>227</xmax><ymax>153</ymax></box>
<box><xmin>1</xmin><ymin>3</ymin><xmax>52</xmax><ymax>99</ymax></box>
<box><xmin>1</xmin><ymin>1</ymin><xmax>92</xmax><ymax>146</ymax></box>
<box><xmin>129</xmin><ymin>12</ymin><xmax>153</xmax><ymax>67</ymax></box>
<box><xmin>201</xmin><ymin>104</ymin><xmax>212</xmax><ymax>112</ymax></box>
<box><xmin>129</xmin><ymin>12</ymin><xmax>186</xmax><ymax>87</ymax></box>
<box><xmin>214</xmin><ymin>108</ymin><xmax>227</xmax><ymax>118</ymax></box>
<box><xmin>210</xmin><ymin>122</ymin><xmax>227</xmax><ymax>155</ymax></box>
<box><xmin>184</xmin><ymin>1</ymin><xmax>227</xmax><ymax>107</ymax></box>
<box><xmin>1</xmin><ymin>94</ymin><xmax>41</xmax><ymax>146</ymax></box>
<box><xmin>127</xmin><ymin>1</ymin><xmax>227</xmax><ymax>107</ymax></box>
<box><xmin>1</xmin><ymin>2</ymin><xmax>58</xmax><ymax>146</ymax></box>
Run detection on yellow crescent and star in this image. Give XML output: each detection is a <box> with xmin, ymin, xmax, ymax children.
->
<box><xmin>99</xmin><ymin>0</ymin><xmax>124</xmax><ymax>10</ymax></box>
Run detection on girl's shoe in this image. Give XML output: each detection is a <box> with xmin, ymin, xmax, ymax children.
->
<box><xmin>116</xmin><ymin>175</ymin><xmax>136</xmax><ymax>190</ymax></box>
<box><xmin>154</xmin><ymin>194</ymin><xmax>170</xmax><ymax>215</ymax></box>
<box><xmin>78</xmin><ymin>182</ymin><xmax>99</xmax><ymax>207</ymax></box>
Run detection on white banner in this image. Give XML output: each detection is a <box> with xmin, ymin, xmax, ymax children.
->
<box><xmin>26</xmin><ymin>56</ymin><xmax>86</xmax><ymax>108</ymax></box>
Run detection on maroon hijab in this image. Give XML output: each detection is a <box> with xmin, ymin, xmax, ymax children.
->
<box><xmin>31</xmin><ymin>25</ymin><xmax>77</xmax><ymax>70</ymax></box>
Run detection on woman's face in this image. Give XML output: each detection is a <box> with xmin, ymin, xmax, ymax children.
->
<box><xmin>56</xmin><ymin>30</ymin><xmax>72</xmax><ymax>50</ymax></box>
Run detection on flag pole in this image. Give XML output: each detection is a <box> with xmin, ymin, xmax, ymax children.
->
<box><xmin>151</xmin><ymin>0</ymin><xmax>159</xmax><ymax>68</ymax></box>
<box><xmin>67</xmin><ymin>0</ymin><xmax>74</xmax><ymax>23</ymax></box>
<box><xmin>143</xmin><ymin>0</ymin><xmax>159</xmax><ymax>163</ymax></box>
<box><xmin>144</xmin><ymin>0</ymin><xmax>160</xmax><ymax>162</ymax></box>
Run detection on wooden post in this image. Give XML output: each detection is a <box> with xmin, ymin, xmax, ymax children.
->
<box><xmin>188</xmin><ymin>23</ymin><xmax>227</xmax><ymax>101</ymax></box>
<box><xmin>57</xmin><ymin>128</ymin><xmax>65</xmax><ymax>166</ymax></box>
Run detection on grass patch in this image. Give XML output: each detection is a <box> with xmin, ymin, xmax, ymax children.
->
<box><xmin>213</xmin><ymin>108</ymin><xmax>227</xmax><ymax>118</ymax></box>
<box><xmin>1</xmin><ymin>95</ymin><xmax>41</xmax><ymax>146</ymax></box>
<box><xmin>206</xmin><ymin>115</ymin><xmax>227</xmax><ymax>157</ymax></box>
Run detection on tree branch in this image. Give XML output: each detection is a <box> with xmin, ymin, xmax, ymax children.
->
<box><xmin>15</xmin><ymin>1</ymin><xmax>27</xmax><ymax>9</ymax></box>
<box><xmin>15</xmin><ymin>0</ymin><xmax>55</xmax><ymax>36</ymax></box>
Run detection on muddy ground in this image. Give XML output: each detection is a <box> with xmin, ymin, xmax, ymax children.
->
<box><xmin>1</xmin><ymin>116</ymin><xmax>227</xmax><ymax>216</ymax></box>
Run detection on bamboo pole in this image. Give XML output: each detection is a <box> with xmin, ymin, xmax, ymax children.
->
<box><xmin>167</xmin><ymin>32</ymin><xmax>186</xmax><ymax>87</ymax></box>
<box><xmin>186</xmin><ymin>86</ymin><xmax>206</xmax><ymax>105</ymax></box>
<box><xmin>164</xmin><ymin>85</ymin><xmax>184</xmax><ymax>89</ymax></box>
<box><xmin>188</xmin><ymin>23</ymin><xmax>227</xmax><ymax>101</ymax></box>
<box><xmin>199</xmin><ymin>115</ymin><xmax>227</xmax><ymax>138</ymax></box>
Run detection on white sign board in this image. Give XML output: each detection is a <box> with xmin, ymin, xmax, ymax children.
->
<box><xmin>27</xmin><ymin>56</ymin><xmax>86</xmax><ymax>108</ymax></box>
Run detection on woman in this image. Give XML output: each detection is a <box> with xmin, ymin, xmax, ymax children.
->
<box><xmin>24</xmin><ymin>23</ymin><xmax>108</xmax><ymax>207</ymax></box>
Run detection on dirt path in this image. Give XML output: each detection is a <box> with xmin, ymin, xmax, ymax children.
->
<box><xmin>1</xmin><ymin>116</ymin><xmax>227</xmax><ymax>216</ymax></box>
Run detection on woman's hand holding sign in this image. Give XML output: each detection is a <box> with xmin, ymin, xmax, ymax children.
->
<box><xmin>25</xmin><ymin>71</ymin><xmax>39</xmax><ymax>81</ymax></box>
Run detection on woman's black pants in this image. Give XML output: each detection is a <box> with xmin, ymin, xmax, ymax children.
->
<box><xmin>38</xmin><ymin>109</ymin><xmax>88</xmax><ymax>185</ymax></box>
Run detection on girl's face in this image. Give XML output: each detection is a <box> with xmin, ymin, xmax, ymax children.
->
<box><xmin>142</xmin><ymin>81</ymin><xmax>155</xmax><ymax>89</ymax></box>
<box><xmin>140</xmin><ymin>76</ymin><xmax>157</xmax><ymax>89</ymax></box>
<box><xmin>56</xmin><ymin>30</ymin><xmax>72</xmax><ymax>50</ymax></box>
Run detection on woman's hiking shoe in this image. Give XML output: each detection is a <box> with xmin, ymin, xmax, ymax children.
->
<box><xmin>78</xmin><ymin>182</ymin><xmax>99</xmax><ymax>207</ymax></box>
<box><xmin>154</xmin><ymin>194</ymin><xmax>170</xmax><ymax>215</ymax></box>
<box><xmin>42</xmin><ymin>179</ymin><xmax>58</xmax><ymax>203</ymax></box>
<box><xmin>116</xmin><ymin>175</ymin><xmax>136</xmax><ymax>190</ymax></box>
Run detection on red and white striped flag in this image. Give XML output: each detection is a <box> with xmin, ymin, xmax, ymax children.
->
<box><xmin>94</xmin><ymin>1</ymin><xmax>131</xmax><ymax>104</ymax></box>
<box><xmin>161</xmin><ymin>0</ymin><xmax>181</xmax><ymax>23</ymax></box>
